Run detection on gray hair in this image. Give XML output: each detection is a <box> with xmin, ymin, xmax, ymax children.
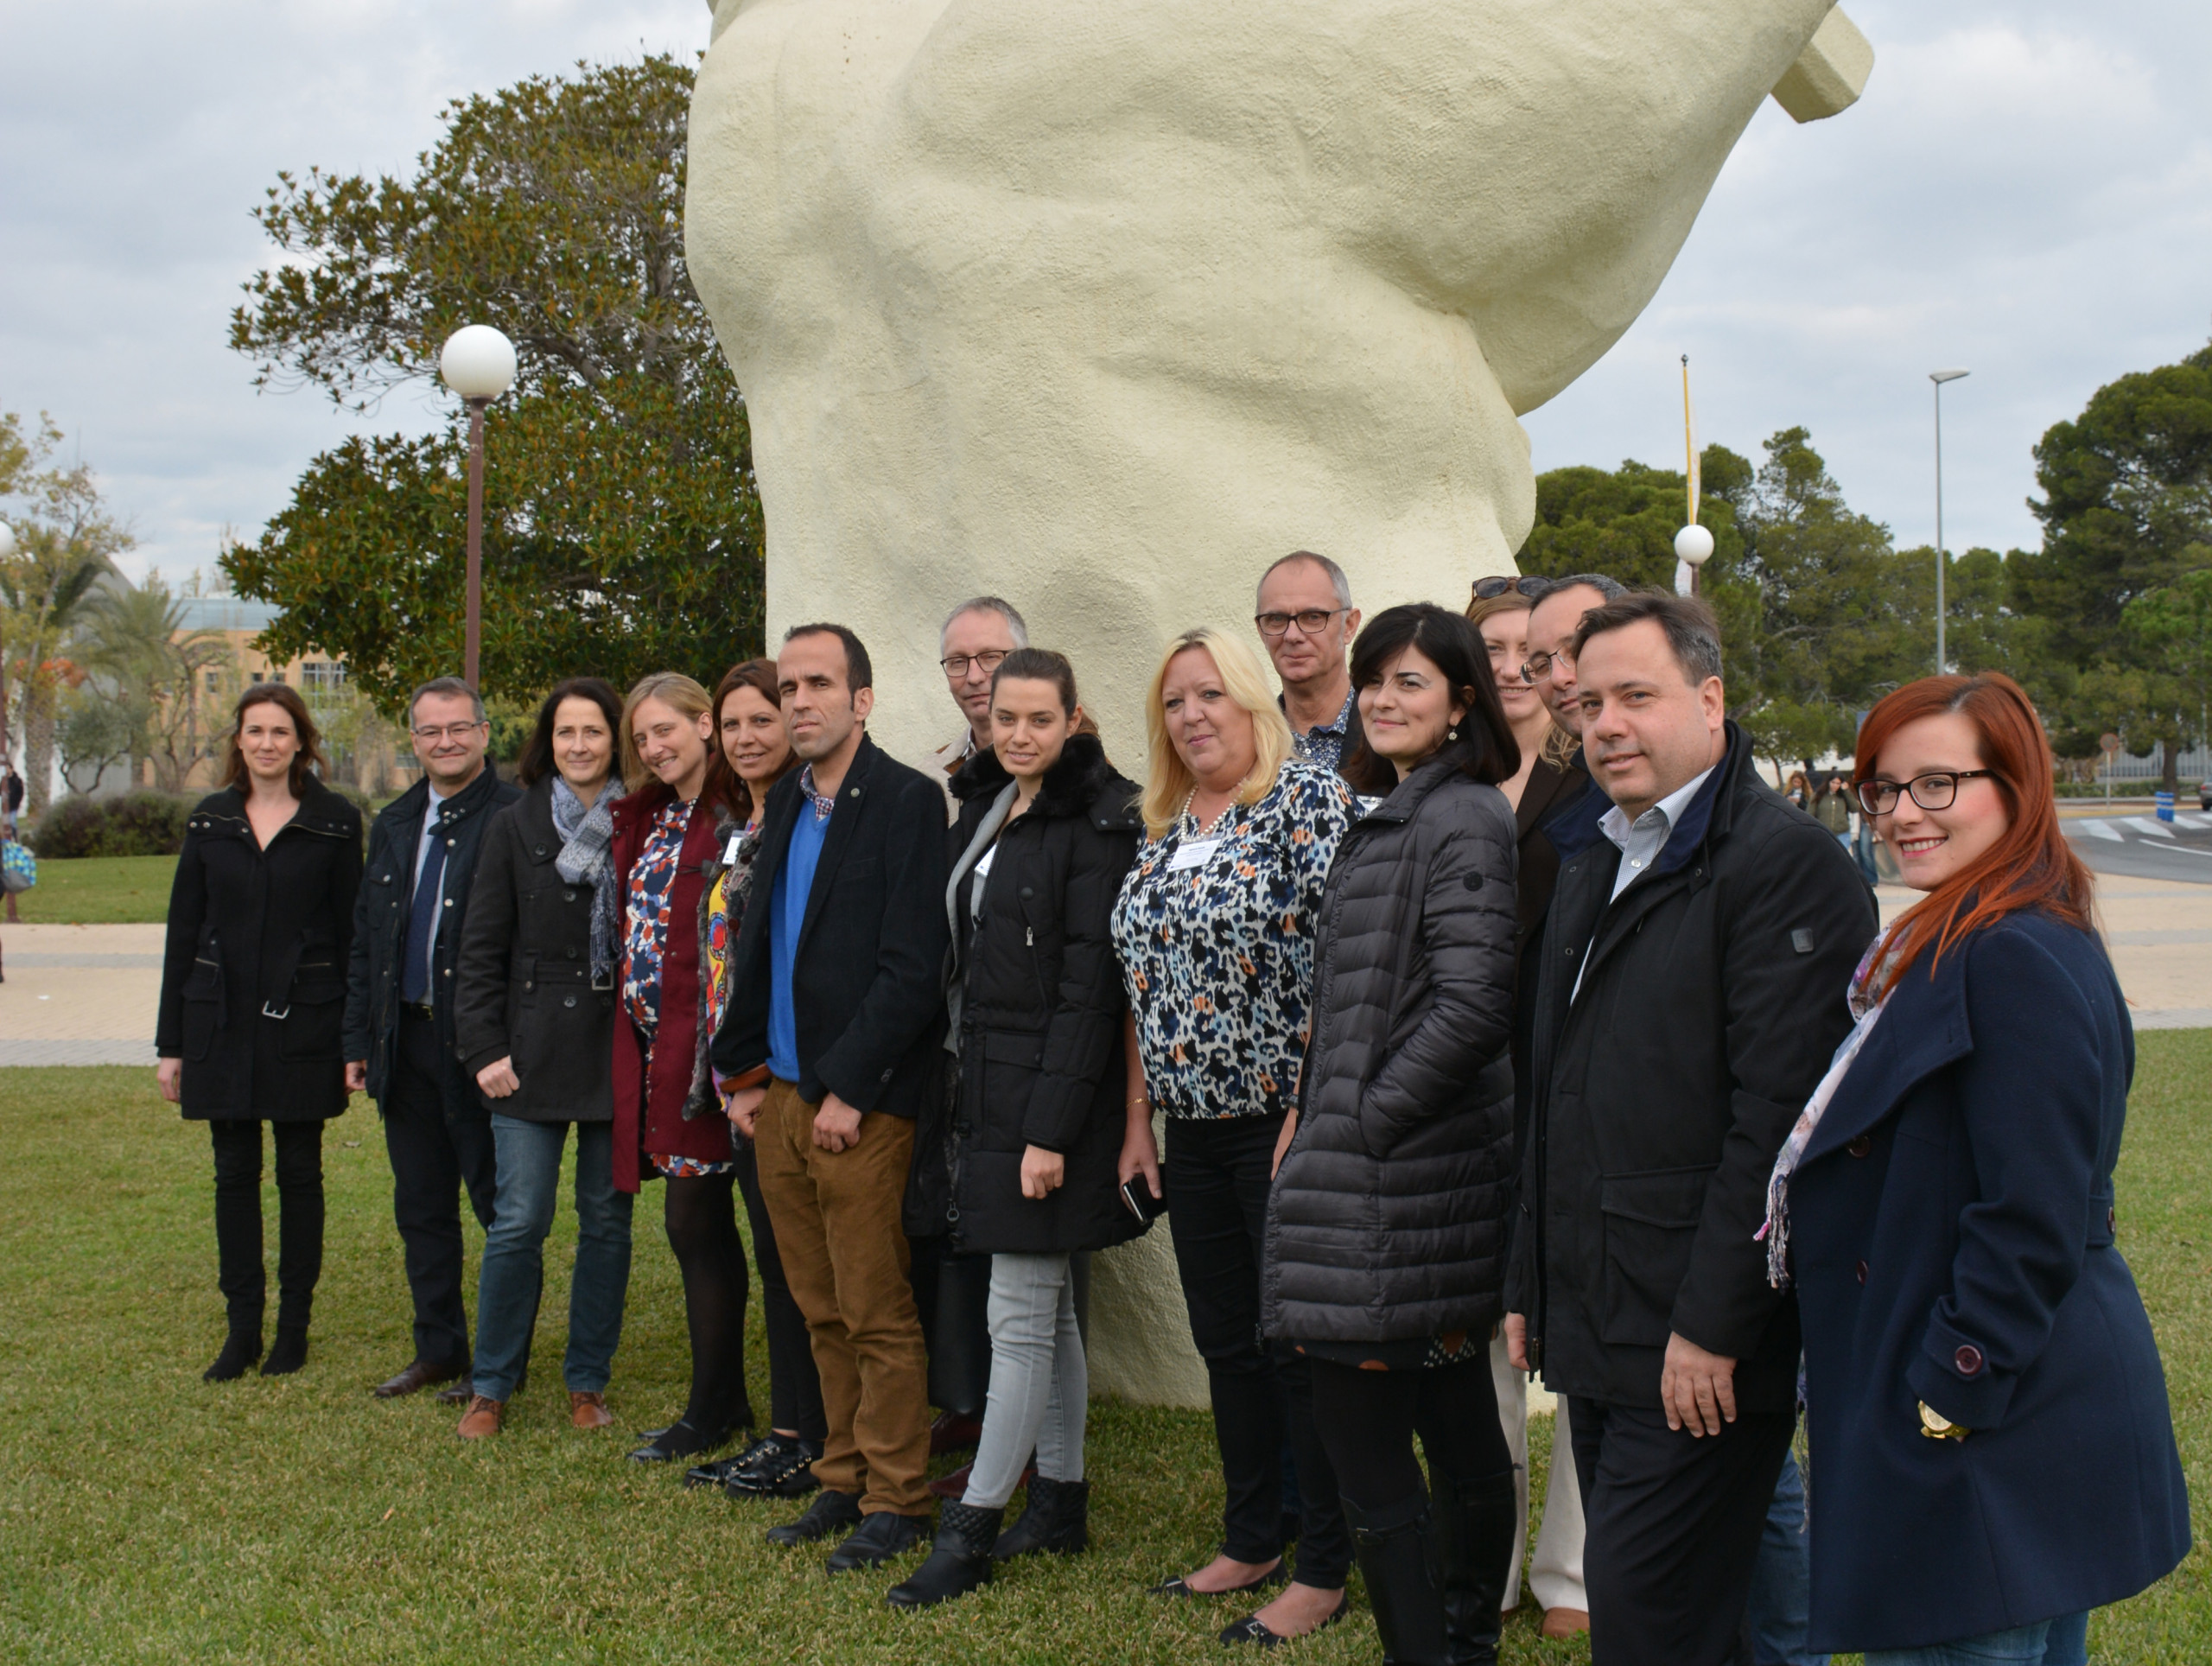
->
<box><xmin>1572</xmin><ymin>591</ymin><xmax>1723</xmax><ymax>686</ymax></box>
<box><xmin>408</xmin><ymin>677</ymin><xmax>485</xmax><ymax>725</ymax></box>
<box><xmin>1548</xmin><ymin>571</ymin><xmax>1628</xmax><ymax>604</ymax></box>
<box><xmin>940</xmin><ymin>596</ymin><xmax>1028</xmax><ymax>648</ymax></box>
<box><xmin>1256</xmin><ymin>550</ymin><xmax>1353</xmax><ymax>613</ymax></box>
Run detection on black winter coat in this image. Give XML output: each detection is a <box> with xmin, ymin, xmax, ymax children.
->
<box><xmin>1262</xmin><ymin>754</ymin><xmax>1519</xmax><ymax>1343</ymax></box>
<box><xmin>343</xmin><ymin>766</ymin><xmax>521</xmax><ymax>1114</ymax></box>
<box><xmin>944</xmin><ymin>735</ymin><xmax>1148</xmax><ymax>1256</ymax></box>
<box><xmin>1503</xmin><ymin>722</ymin><xmax>1877</xmax><ymax>1410</ymax></box>
<box><xmin>452</xmin><ymin>777</ymin><xmax>617</xmax><ymax>1122</ymax></box>
<box><xmin>156</xmin><ymin>778</ymin><xmax>364</xmax><ymax>1120</ymax></box>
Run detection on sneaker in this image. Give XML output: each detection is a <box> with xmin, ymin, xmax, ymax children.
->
<box><xmin>726</xmin><ymin>1433</ymin><xmax>824</xmax><ymax>1499</ymax></box>
<box><xmin>766</xmin><ymin>1489</ymin><xmax>862</xmax><ymax>1548</ymax></box>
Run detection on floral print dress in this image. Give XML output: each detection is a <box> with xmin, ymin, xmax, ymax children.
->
<box><xmin>1109</xmin><ymin>760</ymin><xmax>1353</xmax><ymax>1120</ymax></box>
<box><xmin>624</xmin><ymin>798</ymin><xmax>729</xmax><ymax>1180</ymax></box>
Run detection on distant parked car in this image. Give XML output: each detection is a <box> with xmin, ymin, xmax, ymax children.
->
<box><xmin>2199</xmin><ymin>779</ymin><xmax>2211</xmax><ymax>812</ymax></box>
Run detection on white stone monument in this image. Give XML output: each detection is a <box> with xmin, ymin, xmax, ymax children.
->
<box><xmin>684</xmin><ymin>0</ymin><xmax>1871</xmax><ymax>1404</ymax></box>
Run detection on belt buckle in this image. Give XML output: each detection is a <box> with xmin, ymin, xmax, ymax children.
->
<box><xmin>261</xmin><ymin>1002</ymin><xmax>290</xmax><ymax>1021</ymax></box>
<box><xmin>591</xmin><ymin>969</ymin><xmax>614</xmax><ymax>993</ymax></box>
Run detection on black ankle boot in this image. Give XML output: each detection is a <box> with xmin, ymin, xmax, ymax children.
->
<box><xmin>1430</xmin><ymin>1471</ymin><xmax>1517</xmax><ymax>1664</ymax></box>
<box><xmin>993</xmin><ymin>1476</ymin><xmax>1090</xmax><ymax>1559</ymax></box>
<box><xmin>204</xmin><ymin>1327</ymin><xmax>264</xmax><ymax>1383</ymax></box>
<box><xmin>1344</xmin><ymin>1492</ymin><xmax>1449</xmax><ymax>1666</ymax></box>
<box><xmin>261</xmin><ymin>1326</ymin><xmax>310</xmax><ymax>1377</ymax></box>
<box><xmin>886</xmin><ymin>1501</ymin><xmax>1003</xmax><ymax>1609</ymax></box>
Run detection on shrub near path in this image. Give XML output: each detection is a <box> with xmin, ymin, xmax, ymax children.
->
<box><xmin>1</xmin><ymin>1047</ymin><xmax>2206</xmax><ymax>1663</ymax></box>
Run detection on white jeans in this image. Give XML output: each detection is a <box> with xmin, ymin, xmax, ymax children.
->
<box><xmin>963</xmin><ymin>1251</ymin><xmax>1087</xmax><ymax>1509</ymax></box>
<box><xmin>1491</xmin><ymin>1333</ymin><xmax>1589</xmax><ymax>1612</ymax></box>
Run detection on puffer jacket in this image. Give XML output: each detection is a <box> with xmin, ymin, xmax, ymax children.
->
<box><xmin>1261</xmin><ymin>752</ymin><xmax>1519</xmax><ymax>1343</ymax></box>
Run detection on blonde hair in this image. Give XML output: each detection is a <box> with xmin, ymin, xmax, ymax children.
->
<box><xmin>1140</xmin><ymin>629</ymin><xmax>1296</xmax><ymax>837</ymax></box>
<box><xmin>620</xmin><ymin>671</ymin><xmax>714</xmax><ymax>796</ymax></box>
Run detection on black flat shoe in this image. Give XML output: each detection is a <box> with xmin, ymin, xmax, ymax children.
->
<box><xmin>766</xmin><ymin>1489</ymin><xmax>862</xmax><ymax>1547</ymax></box>
<box><xmin>203</xmin><ymin>1329</ymin><xmax>263</xmax><ymax>1383</ymax></box>
<box><xmin>826</xmin><ymin>1510</ymin><xmax>929</xmax><ymax>1574</ymax></box>
<box><xmin>1220</xmin><ymin>1593</ymin><xmax>1349</xmax><ymax>1648</ymax></box>
<box><xmin>628</xmin><ymin>1420</ymin><xmax>736</xmax><ymax>1464</ymax></box>
<box><xmin>724</xmin><ymin>1432</ymin><xmax>824</xmax><ymax>1499</ymax></box>
<box><xmin>1148</xmin><ymin>1561</ymin><xmax>1287</xmax><ymax>1599</ymax></box>
<box><xmin>684</xmin><ymin>1450</ymin><xmax>757</xmax><ymax>1490</ymax></box>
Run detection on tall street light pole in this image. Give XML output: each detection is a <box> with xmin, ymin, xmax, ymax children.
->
<box><xmin>0</xmin><ymin>519</ymin><xmax>14</xmax><ymax>779</ymax></box>
<box><xmin>439</xmin><ymin>327</ymin><xmax>518</xmax><ymax>690</ymax></box>
<box><xmin>1929</xmin><ymin>368</ymin><xmax>1969</xmax><ymax>675</ymax></box>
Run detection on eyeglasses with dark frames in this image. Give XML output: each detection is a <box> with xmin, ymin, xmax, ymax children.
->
<box><xmin>939</xmin><ymin>650</ymin><xmax>1009</xmax><ymax>679</ymax></box>
<box><xmin>1255</xmin><ymin>607</ymin><xmax>1350</xmax><ymax>639</ymax></box>
<box><xmin>1471</xmin><ymin>575</ymin><xmax>1552</xmax><ymax>601</ymax></box>
<box><xmin>1855</xmin><ymin>769</ymin><xmax>1998</xmax><ymax>817</ymax></box>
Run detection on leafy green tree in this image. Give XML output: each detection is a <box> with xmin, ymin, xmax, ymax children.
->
<box><xmin>224</xmin><ymin>55</ymin><xmax>764</xmax><ymax>712</ymax></box>
<box><xmin>2121</xmin><ymin>563</ymin><xmax>2212</xmax><ymax>778</ymax></box>
<box><xmin>74</xmin><ymin>575</ymin><xmax>233</xmax><ymax>792</ymax></box>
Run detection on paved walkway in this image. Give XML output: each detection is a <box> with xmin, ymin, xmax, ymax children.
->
<box><xmin>3</xmin><ymin>876</ymin><xmax>2207</xmax><ymax>1070</ymax></box>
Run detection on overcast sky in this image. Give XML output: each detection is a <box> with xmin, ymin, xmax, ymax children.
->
<box><xmin>3</xmin><ymin>1</ymin><xmax>2206</xmax><ymax>585</ymax></box>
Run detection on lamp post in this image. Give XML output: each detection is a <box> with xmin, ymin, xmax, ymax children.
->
<box><xmin>0</xmin><ymin>519</ymin><xmax>14</xmax><ymax>778</ymax></box>
<box><xmin>1929</xmin><ymin>368</ymin><xmax>1969</xmax><ymax>675</ymax></box>
<box><xmin>438</xmin><ymin>327</ymin><xmax>518</xmax><ymax>689</ymax></box>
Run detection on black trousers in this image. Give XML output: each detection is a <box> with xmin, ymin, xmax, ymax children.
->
<box><xmin>209</xmin><ymin>1119</ymin><xmax>325</xmax><ymax>1332</ymax></box>
<box><xmin>383</xmin><ymin>1010</ymin><xmax>497</xmax><ymax>1367</ymax></box>
<box><xmin>736</xmin><ymin>1142</ymin><xmax>828</xmax><ymax>1441</ymax></box>
<box><xmin>1310</xmin><ymin>1353</ymin><xmax>1512</xmax><ymax>1512</ymax></box>
<box><xmin>1567</xmin><ymin>1396</ymin><xmax>1796</xmax><ymax>1666</ymax></box>
<box><xmin>1164</xmin><ymin>1112</ymin><xmax>1352</xmax><ymax>1591</ymax></box>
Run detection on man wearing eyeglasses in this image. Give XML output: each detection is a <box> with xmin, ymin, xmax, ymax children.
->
<box><xmin>344</xmin><ymin>677</ymin><xmax>521</xmax><ymax>1402</ymax></box>
<box><xmin>1521</xmin><ymin>573</ymin><xmax>1628</xmax><ymax>744</ymax></box>
<box><xmin>925</xmin><ymin>598</ymin><xmax>1028</xmax><ymax>810</ymax></box>
<box><xmin>1254</xmin><ymin>550</ymin><xmax>1363</xmax><ymax>776</ymax></box>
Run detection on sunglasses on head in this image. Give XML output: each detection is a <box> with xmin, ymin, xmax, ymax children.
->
<box><xmin>1471</xmin><ymin>575</ymin><xmax>1551</xmax><ymax>601</ymax></box>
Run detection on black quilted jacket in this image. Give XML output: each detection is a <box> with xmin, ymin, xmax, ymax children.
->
<box><xmin>1261</xmin><ymin>751</ymin><xmax>1519</xmax><ymax>1343</ymax></box>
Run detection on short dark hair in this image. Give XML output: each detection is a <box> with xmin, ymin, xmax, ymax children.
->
<box><xmin>516</xmin><ymin>677</ymin><xmax>624</xmax><ymax>787</ymax></box>
<box><xmin>408</xmin><ymin>676</ymin><xmax>485</xmax><ymax>727</ymax></box>
<box><xmin>781</xmin><ymin>622</ymin><xmax>874</xmax><ymax>693</ymax></box>
<box><xmin>220</xmin><ymin>684</ymin><xmax>329</xmax><ymax>797</ymax></box>
<box><xmin>1342</xmin><ymin>603</ymin><xmax>1519</xmax><ymax>796</ymax></box>
<box><xmin>1572</xmin><ymin>591</ymin><xmax>1724</xmax><ymax>686</ymax></box>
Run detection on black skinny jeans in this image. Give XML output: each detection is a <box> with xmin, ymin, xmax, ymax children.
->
<box><xmin>209</xmin><ymin>1119</ymin><xmax>325</xmax><ymax>1332</ymax></box>
<box><xmin>1309</xmin><ymin>1354</ymin><xmax>1512</xmax><ymax>1514</ymax></box>
<box><xmin>734</xmin><ymin>1142</ymin><xmax>827</xmax><ymax>1440</ymax></box>
<box><xmin>1164</xmin><ymin>1112</ymin><xmax>1352</xmax><ymax>1591</ymax></box>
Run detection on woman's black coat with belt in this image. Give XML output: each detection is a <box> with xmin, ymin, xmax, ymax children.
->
<box><xmin>1261</xmin><ymin>752</ymin><xmax>1520</xmax><ymax>1343</ymax></box>
<box><xmin>452</xmin><ymin>776</ymin><xmax>616</xmax><ymax>1122</ymax></box>
<box><xmin>156</xmin><ymin>777</ymin><xmax>364</xmax><ymax>1120</ymax></box>
<box><xmin>944</xmin><ymin>734</ymin><xmax>1147</xmax><ymax>1256</ymax></box>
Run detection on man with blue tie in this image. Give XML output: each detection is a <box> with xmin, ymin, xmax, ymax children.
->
<box><xmin>344</xmin><ymin>678</ymin><xmax>521</xmax><ymax>1400</ymax></box>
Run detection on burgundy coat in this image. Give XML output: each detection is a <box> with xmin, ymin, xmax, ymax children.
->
<box><xmin>609</xmin><ymin>783</ymin><xmax>734</xmax><ymax>1193</ymax></box>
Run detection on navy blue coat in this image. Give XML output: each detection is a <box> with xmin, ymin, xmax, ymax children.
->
<box><xmin>1791</xmin><ymin>910</ymin><xmax>2189</xmax><ymax>1654</ymax></box>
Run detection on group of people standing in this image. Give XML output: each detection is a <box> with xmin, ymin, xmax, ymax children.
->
<box><xmin>156</xmin><ymin>550</ymin><xmax>2189</xmax><ymax>1665</ymax></box>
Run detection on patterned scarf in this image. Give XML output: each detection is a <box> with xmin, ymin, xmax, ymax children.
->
<box><xmin>1759</xmin><ymin>925</ymin><xmax>1904</xmax><ymax>1288</ymax></box>
<box><xmin>551</xmin><ymin>775</ymin><xmax>618</xmax><ymax>989</ymax></box>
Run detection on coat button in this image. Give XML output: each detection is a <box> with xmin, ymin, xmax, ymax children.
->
<box><xmin>535</xmin><ymin>844</ymin><xmax>547</xmax><ymax>856</ymax></box>
<box><xmin>1854</xmin><ymin>1260</ymin><xmax>1867</xmax><ymax>1284</ymax></box>
<box><xmin>563</xmin><ymin>995</ymin><xmax>577</xmax><ymax>1009</ymax></box>
<box><xmin>1847</xmin><ymin>1135</ymin><xmax>1872</xmax><ymax>1158</ymax></box>
<box><xmin>1954</xmin><ymin>1344</ymin><xmax>1984</xmax><ymax>1377</ymax></box>
<box><xmin>563</xmin><ymin>891</ymin><xmax>576</xmax><ymax>902</ymax></box>
<box><xmin>566</xmin><ymin>947</ymin><xmax>578</xmax><ymax>959</ymax></box>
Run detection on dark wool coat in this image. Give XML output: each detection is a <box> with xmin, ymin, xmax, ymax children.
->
<box><xmin>944</xmin><ymin>734</ymin><xmax>1148</xmax><ymax>1256</ymax></box>
<box><xmin>451</xmin><ymin>777</ymin><xmax>617</xmax><ymax>1123</ymax></box>
<box><xmin>1503</xmin><ymin>722</ymin><xmax>1877</xmax><ymax>1411</ymax></box>
<box><xmin>157</xmin><ymin>777</ymin><xmax>363</xmax><ymax>1120</ymax></box>
<box><xmin>710</xmin><ymin>734</ymin><xmax>951</xmax><ymax>1232</ymax></box>
<box><xmin>1261</xmin><ymin>754</ymin><xmax>1520</xmax><ymax>1343</ymax></box>
<box><xmin>343</xmin><ymin>766</ymin><xmax>520</xmax><ymax>1113</ymax></box>
<box><xmin>608</xmin><ymin>783</ymin><xmax>731</xmax><ymax>1193</ymax></box>
<box><xmin>1790</xmin><ymin>912</ymin><xmax>2189</xmax><ymax>1654</ymax></box>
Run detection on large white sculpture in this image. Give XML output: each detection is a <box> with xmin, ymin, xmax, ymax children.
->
<box><xmin>684</xmin><ymin>0</ymin><xmax>1870</xmax><ymax>1402</ymax></box>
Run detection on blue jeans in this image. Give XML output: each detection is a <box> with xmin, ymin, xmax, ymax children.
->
<box><xmin>472</xmin><ymin>1116</ymin><xmax>634</xmax><ymax>1401</ymax></box>
<box><xmin>1865</xmin><ymin>1612</ymin><xmax>2089</xmax><ymax>1666</ymax></box>
<box><xmin>1746</xmin><ymin>1451</ymin><xmax>1827</xmax><ymax>1666</ymax></box>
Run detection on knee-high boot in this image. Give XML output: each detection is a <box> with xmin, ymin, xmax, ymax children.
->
<box><xmin>1431</xmin><ymin>1469</ymin><xmax>1518</xmax><ymax>1664</ymax></box>
<box><xmin>1344</xmin><ymin>1492</ymin><xmax>1448</xmax><ymax>1666</ymax></box>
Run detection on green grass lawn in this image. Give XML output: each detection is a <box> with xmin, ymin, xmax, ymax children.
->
<box><xmin>1</xmin><ymin>1044</ymin><xmax>2206</xmax><ymax>1663</ymax></box>
<box><xmin>8</xmin><ymin>853</ymin><xmax>178</xmax><ymax>923</ymax></box>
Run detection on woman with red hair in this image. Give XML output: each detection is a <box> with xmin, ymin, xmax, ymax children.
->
<box><xmin>1767</xmin><ymin>673</ymin><xmax>2189</xmax><ymax>1665</ymax></box>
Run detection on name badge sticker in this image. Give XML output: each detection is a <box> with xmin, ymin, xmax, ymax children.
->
<box><xmin>1167</xmin><ymin>838</ymin><xmax>1222</xmax><ymax>873</ymax></box>
<box><xmin>722</xmin><ymin>833</ymin><xmax>744</xmax><ymax>865</ymax></box>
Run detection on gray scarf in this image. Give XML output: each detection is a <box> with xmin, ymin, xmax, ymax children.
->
<box><xmin>552</xmin><ymin>776</ymin><xmax>618</xmax><ymax>989</ymax></box>
<box><xmin>942</xmin><ymin>781</ymin><xmax>1018</xmax><ymax>1052</ymax></box>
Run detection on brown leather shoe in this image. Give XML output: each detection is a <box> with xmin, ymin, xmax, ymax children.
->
<box><xmin>457</xmin><ymin>1395</ymin><xmax>505</xmax><ymax>1440</ymax></box>
<box><xmin>372</xmin><ymin>1358</ymin><xmax>467</xmax><ymax>1399</ymax></box>
<box><xmin>1541</xmin><ymin>1607</ymin><xmax>1592</xmax><ymax>1640</ymax></box>
<box><xmin>569</xmin><ymin>1391</ymin><xmax>614</xmax><ymax>1430</ymax></box>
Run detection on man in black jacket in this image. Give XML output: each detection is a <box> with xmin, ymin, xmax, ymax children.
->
<box><xmin>717</xmin><ymin>624</ymin><xmax>951</xmax><ymax>1573</ymax></box>
<box><xmin>1503</xmin><ymin>595</ymin><xmax>1874</xmax><ymax>1666</ymax></box>
<box><xmin>343</xmin><ymin>677</ymin><xmax>521</xmax><ymax>1400</ymax></box>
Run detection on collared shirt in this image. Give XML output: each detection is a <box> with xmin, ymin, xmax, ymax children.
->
<box><xmin>798</xmin><ymin>763</ymin><xmax>836</xmax><ymax>823</ymax></box>
<box><xmin>1573</xmin><ymin>762</ymin><xmax>1716</xmax><ymax>1001</ymax></box>
<box><xmin>1285</xmin><ymin>689</ymin><xmax>1357</xmax><ymax>773</ymax></box>
<box><xmin>408</xmin><ymin>782</ymin><xmax>454</xmax><ymax>998</ymax></box>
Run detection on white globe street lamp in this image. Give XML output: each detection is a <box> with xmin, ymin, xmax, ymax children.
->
<box><xmin>1673</xmin><ymin>522</ymin><xmax>1714</xmax><ymax>597</ymax></box>
<box><xmin>440</xmin><ymin>327</ymin><xmax>518</xmax><ymax>688</ymax></box>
